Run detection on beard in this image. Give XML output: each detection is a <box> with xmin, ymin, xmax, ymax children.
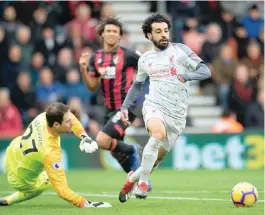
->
<box><xmin>152</xmin><ymin>38</ymin><xmax>169</xmax><ymax>50</ymax></box>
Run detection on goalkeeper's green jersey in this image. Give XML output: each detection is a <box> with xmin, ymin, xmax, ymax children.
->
<box><xmin>5</xmin><ymin>112</ymin><xmax>87</xmax><ymax>207</ymax></box>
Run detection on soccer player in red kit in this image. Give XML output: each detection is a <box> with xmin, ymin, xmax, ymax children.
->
<box><xmin>79</xmin><ymin>18</ymin><xmax>148</xmax><ymax>182</ymax></box>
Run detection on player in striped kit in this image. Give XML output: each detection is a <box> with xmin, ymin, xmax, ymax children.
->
<box><xmin>119</xmin><ymin>13</ymin><xmax>211</xmax><ymax>202</ymax></box>
<box><xmin>80</xmin><ymin>18</ymin><xmax>147</xmax><ymax>180</ymax></box>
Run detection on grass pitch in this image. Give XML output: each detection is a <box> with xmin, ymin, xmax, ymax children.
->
<box><xmin>0</xmin><ymin>169</ymin><xmax>263</xmax><ymax>215</ymax></box>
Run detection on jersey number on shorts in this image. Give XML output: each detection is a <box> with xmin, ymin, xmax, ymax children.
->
<box><xmin>20</xmin><ymin>124</ymin><xmax>38</xmax><ymax>155</ymax></box>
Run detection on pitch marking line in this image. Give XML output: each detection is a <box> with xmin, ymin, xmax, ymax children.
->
<box><xmin>99</xmin><ymin>191</ymin><xmax>265</xmax><ymax>194</ymax></box>
<box><xmin>0</xmin><ymin>191</ymin><xmax>264</xmax><ymax>202</ymax></box>
<box><xmin>160</xmin><ymin>190</ymin><xmax>265</xmax><ymax>194</ymax></box>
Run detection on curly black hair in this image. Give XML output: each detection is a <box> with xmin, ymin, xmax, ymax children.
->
<box><xmin>97</xmin><ymin>18</ymin><xmax>123</xmax><ymax>36</ymax></box>
<box><xmin>142</xmin><ymin>13</ymin><xmax>171</xmax><ymax>39</ymax></box>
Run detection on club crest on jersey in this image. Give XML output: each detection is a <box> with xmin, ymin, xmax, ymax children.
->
<box><xmin>170</xmin><ymin>67</ymin><xmax>177</xmax><ymax>76</ymax></box>
<box><xmin>148</xmin><ymin>63</ymin><xmax>152</xmax><ymax>69</ymax></box>
<box><xmin>113</xmin><ymin>55</ymin><xmax>119</xmax><ymax>64</ymax></box>
<box><xmin>97</xmin><ymin>58</ymin><xmax>102</xmax><ymax>64</ymax></box>
<box><xmin>170</xmin><ymin>55</ymin><xmax>174</xmax><ymax>64</ymax></box>
<box><xmin>99</xmin><ymin>66</ymin><xmax>116</xmax><ymax>79</ymax></box>
<box><xmin>52</xmin><ymin>161</ymin><xmax>61</xmax><ymax>170</ymax></box>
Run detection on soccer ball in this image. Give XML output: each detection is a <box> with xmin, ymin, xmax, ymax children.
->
<box><xmin>231</xmin><ymin>182</ymin><xmax>258</xmax><ymax>207</ymax></box>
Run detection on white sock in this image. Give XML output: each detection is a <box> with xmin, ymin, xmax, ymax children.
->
<box><xmin>129</xmin><ymin>167</ymin><xmax>141</xmax><ymax>182</ymax></box>
<box><xmin>129</xmin><ymin>162</ymin><xmax>161</xmax><ymax>183</ymax></box>
<box><xmin>139</xmin><ymin>137</ymin><xmax>163</xmax><ymax>183</ymax></box>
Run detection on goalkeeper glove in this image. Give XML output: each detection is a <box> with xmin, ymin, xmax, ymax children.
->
<box><xmin>79</xmin><ymin>134</ymin><xmax>98</xmax><ymax>153</ymax></box>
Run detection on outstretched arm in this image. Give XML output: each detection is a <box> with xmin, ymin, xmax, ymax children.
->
<box><xmin>44</xmin><ymin>151</ymin><xmax>87</xmax><ymax>207</ymax></box>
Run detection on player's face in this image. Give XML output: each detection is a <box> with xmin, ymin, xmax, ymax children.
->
<box><xmin>148</xmin><ymin>22</ymin><xmax>169</xmax><ymax>50</ymax></box>
<box><xmin>102</xmin><ymin>24</ymin><xmax>121</xmax><ymax>46</ymax></box>
<box><xmin>58</xmin><ymin>111</ymin><xmax>73</xmax><ymax>133</ymax></box>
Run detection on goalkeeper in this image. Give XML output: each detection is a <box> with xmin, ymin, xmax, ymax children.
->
<box><xmin>0</xmin><ymin>102</ymin><xmax>111</xmax><ymax>208</ymax></box>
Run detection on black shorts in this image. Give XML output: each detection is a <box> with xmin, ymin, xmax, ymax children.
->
<box><xmin>102</xmin><ymin>108</ymin><xmax>136</xmax><ymax>140</ymax></box>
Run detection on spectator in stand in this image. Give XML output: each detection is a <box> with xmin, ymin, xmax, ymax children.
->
<box><xmin>29</xmin><ymin>7</ymin><xmax>49</xmax><ymax>44</ymax></box>
<box><xmin>7</xmin><ymin>1</ymin><xmax>39</xmax><ymax>25</ymax></box>
<box><xmin>212</xmin><ymin>110</ymin><xmax>243</xmax><ymax>133</ymax></box>
<box><xmin>245</xmin><ymin>89</ymin><xmax>264</xmax><ymax>128</ymax></box>
<box><xmin>1</xmin><ymin>5</ymin><xmax>21</xmax><ymax>40</ymax></box>
<box><xmin>35</xmin><ymin>25</ymin><xmax>59</xmax><ymax>67</ymax></box>
<box><xmin>212</xmin><ymin>44</ymin><xmax>238</xmax><ymax>110</ymax></box>
<box><xmin>120</xmin><ymin>28</ymin><xmax>132</xmax><ymax>49</ymax></box>
<box><xmin>241</xmin><ymin>4</ymin><xmax>264</xmax><ymax>39</ymax></box>
<box><xmin>228</xmin><ymin>64</ymin><xmax>254</xmax><ymax>126</ymax></box>
<box><xmin>0</xmin><ymin>27</ymin><xmax>9</xmax><ymax>87</ymax></box>
<box><xmin>182</xmin><ymin>16</ymin><xmax>206</xmax><ymax>55</ymax></box>
<box><xmin>241</xmin><ymin>41</ymin><xmax>264</xmax><ymax>82</ymax></box>
<box><xmin>53</xmin><ymin>48</ymin><xmax>76</xmax><ymax>84</ymax></box>
<box><xmin>199</xmin><ymin>23</ymin><xmax>223</xmax><ymax>93</ymax></box>
<box><xmin>233</xmin><ymin>25</ymin><xmax>250</xmax><ymax>59</ymax></box>
<box><xmin>201</xmin><ymin>23</ymin><xmax>223</xmax><ymax>63</ymax></box>
<box><xmin>219</xmin><ymin>9</ymin><xmax>240</xmax><ymax>42</ymax></box>
<box><xmin>256</xmin><ymin>71</ymin><xmax>264</xmax><ymax>89</ymax></box>
<box><xmin>0</xmin><ymin>1</ymin><xmax>263</xmax><ymax>133</ymax></box>
<box><xmin>36</xmin><ymin>67</ymin><xmax>65</xmax><ymax>110</ymax></box>
<box><xmin>13</xmin><ymin>25</ymin><xmax>33</xmax><ymax>66</ymax></box>
<box><xmin>169</xmin><ymin>1</ymin><xmax>200</xmax><ymax>42</ymax></box>
<box><xmin>256</xmin><ymin>28</ymin><xmax>264</xmax><ymax>55</ymax></box>
<box><xmin>67</xmin><ymin>97</ymin><xmax>100</xmax><ymax>137</ymax></box>
<box><xmin>197</xmin><ymin>1</ymin><xmax>223</xmax><ymax>25</ymax></box>
<box><xmin>10</xmin><ymin>71</ymin><xmax>38</xmax><ymax>126</ymax></box>
<box><xmin>67</xmin><ymin>4</ymin><xmax>98</xmax><ymax>43</ymax></box>
<box><xmin>67</xmin><ymin>97</ymin><xmax>90</xmax><ymax>130</ymax></box>
<box><xmin>100</xmin><ymin>3</ymin><xmax>115</xmax><ymax>21</ymax></box>
<box><xmin>0</xmin><ymin>88</ymin><xmax>23</xmax><ymax>135</ymax></box>
<box><xmin>65</xmin><ymin>68</ymin><xmax>93</xmax><ymax>105</ymax></box>
<box><xmin>67</xmin><ymin>19</ymin><xmax>99</xmax><ymax>60</ymax></box>
<box><xmin>29</xmin><ymin>52</ymin><xmax>45</xmax><ymax>88</ymax></box>
<box><xmin>68</xmin><ymin>22</ymin><xmax>84</xmax><ymax>60</ymax></box>
<box><xmin>2</xmin><ymin>45</ymin><xmax>22</xmax><ymax>89</ymax></box>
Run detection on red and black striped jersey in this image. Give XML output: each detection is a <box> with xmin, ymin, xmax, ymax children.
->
<box><xmin>88</xmin><ymin>46</ymin><xmax>140</xmax><ymax>110</ymax></box>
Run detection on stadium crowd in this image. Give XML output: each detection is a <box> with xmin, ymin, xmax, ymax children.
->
<box><xmin>0</xmin><ymin>1</ymin><xmax>263</xmax><ymax>136</ymax></box>
<box><xmin>167</xmin><ymin>1</ymin><xmax>264</xmax><ymax>131</ymax></box>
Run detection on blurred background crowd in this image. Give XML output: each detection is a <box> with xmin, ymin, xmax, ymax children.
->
<box><xmin>0</xmin><ymin>1</ymin><xmax>263</xmax><ymax>137</ymax></box>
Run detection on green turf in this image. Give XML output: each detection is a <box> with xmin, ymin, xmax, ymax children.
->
<box><xmin>0</xmin><ymin>169</ymin><xmax>263</xmax><ymax>215</ymax></box>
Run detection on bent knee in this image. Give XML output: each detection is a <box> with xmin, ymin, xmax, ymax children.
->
<box><xmin>147</xmin><ymin>119</ymin><xmax>166</xmax><ymax>141</ymax></box>
<box><xmin>151</xmin><ymin>130</ymin><xmax>166</xmax><ymax>142</ymax></box>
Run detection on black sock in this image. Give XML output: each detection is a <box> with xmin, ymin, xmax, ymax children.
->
<box><xmin>112</xmin><ymin>140</ymin><xmax>134</xmax><ymax>155</ymax></box>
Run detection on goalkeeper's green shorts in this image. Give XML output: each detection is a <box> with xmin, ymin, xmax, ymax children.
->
<box><xmin>5</xmin><ymin>158</ymin><xmax>51</xmax><ymax>193</ymax></box>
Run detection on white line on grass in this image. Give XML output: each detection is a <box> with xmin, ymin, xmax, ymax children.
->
<box><xmin>160</xmin><ymin>190</ymin><xmax>265</xmax><ymax>194</ymax></box>
<box><xmin>0</xmin><ymin>191</ymin><xmax>264</xmax><ymax>202</ymax></box>
<box><xmin>96</xmin><ymin>190</ymin><xmax>265</xmax><ymax>194</ymax></box>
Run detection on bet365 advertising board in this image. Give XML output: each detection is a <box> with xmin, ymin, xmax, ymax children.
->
<box><xmin>0</xmin><ymin>131</ymin><xmax>263</xmax><ymax>173</ymax></box>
